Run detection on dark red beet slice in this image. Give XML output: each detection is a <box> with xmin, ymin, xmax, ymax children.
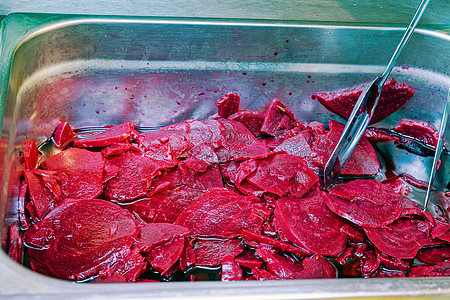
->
<box><xmin>324</xmin><ymin>179</ymin><xmax>402</xmax><ymax>228</ymax></box>
<box><xmin>313</xmin><ymin>120</ymin><xmax>380</xmax><ymax>176</ymax></box>
<box><xmin>180</xmin><ymin>238</ymin><xmax>196</xmax><ymax>271</ymax></box>
<box><xmin>23</xmin><ymin>170</ymin><xmax>58</xmax><ymax>221</ymax></box>
<box><xmin>41</xmin><ymin>148</ymin><xmax>104</xmax><ymax>200</ymax></box>
<box><xmin>192</xmin><ymin>239</ymin><xmax>244</xmax><ymax>268</ymax></box>
<box><xmin>214</xmin><ymin>119</ymin><xmax>270</xmax><ymax>162</ymax></box>
<box><xmin>364</xmin><ymin>217</ymin><xmax>437</xmax><ymax>259</ymax></box>
<box><xmin>295</xmin><ymin>256</ymin><xmax>337</xmax><ymax>279</ymax></box>
<box><xmin>409</xmin><ymin>260</ymin><xmax>450</xmax><ymax>277</ymax></box>
<box><xmin>22</xmin><ymin>199</ymin><xmax>140</xmax><ymax>281</ymax></box>
<box><xmin>251</xmin><ymin>267</ymin><xmax>281</xmax><ymax>280</ymax></box>
<box><xmin>216</xmin><ymin>93</ymin><xmax>240</xmax><ymax>118</ymax></box>
<box><xmin>21</xmin><ymin>139</ymin><xmax>40</xmax><ymax>170</ymax></box>
<box><xmin>8</xmin><ymin>223</ymin><xmax>23</xmax><ymax>264</ymax></box>
<box><xmin>274</xmin><ymin>194</ymin><xmax>349</xmax><ymax>257</ymax></box>
<box><xmin>101</xmin><ymin>248</ymin><xmax>147</xmax><ymax>282</ymax></box>
<box><xmin>17</xmin><ymin>181</ymin><xmax>31</xmax><ymax>230</ymax></box>
<box><xmin>235</xmin><ymin>249</ymin><xmax>264</xmax><ymax>269</ymax></box>
<box><xmin>235</xmin><ymin>153</ymin><xmax>318</xmax><ymax>198</ymax></box>
<box><xmin>178</xmin><ymin>163</ymin><xmax>223</xmax><ymax>192</ymax></box>
<box><xmin>229</xmin><ymin>110</ymin><xmax>265</xmax><ymax>138</ymax></box>
<box><xmin>73</xmin><ymin>122</ymin><xmax>134</xmax><ymax>148</ymax></box>
<box><xmin>393</xmin><ymin>119</ymin><xmax>439</xmax><ymax>147</ymax></box>
<box><xmin>315</xmin><ymin>78</ymin><xmax>414</xmax><ymax>124</ymax></box>
<box><xmin>94</xmin><ymin>272</ymin><xmax>128</xmax><ymax>283</ymax></box>
<box><xmin>53</xmin><ymin>122</ymin><xmax>77</xmax><ymax>149</ymax></box>
<box><xmin>260</xmin><ymin>99</ymin><xmax>298</xmax><ymax>136</ymax></box>
<box><xmin>432</xmin><ymin>222</ymin><xmax>450</xmax><ymax>242</ymax></box>
<box><xmin>175</xmin><ymin>188</ymin><xmax>270</xmax><ymax>239</ymax></box>
<box><xmin>255</xmin><ymin>246</ymin><xmax>304</xmax><ymax>279</ymax></box>
<box><xmin>415</xmin><ymin>245</ymin><xmax>450</xmax><ymax>265</ymax></box>
<box><xmin>364</xmin><ymin>127</ymin><xmax>397</xmax><ymax>143</ymax></box>
<box><xmin>375</xmin><ymin>249</ymin><xmax>410</xmax><ymax>271</ymax></box>
<box><xmin>146</xmin><ymin>237</ymin><xmax>185</xmax><ymax>275</ymax></box>
<box><xmin>136</xmin><ymin>223</ymin><xmax>189</xmax><ymax>252</ymax></box>
<box><xmin>375</xmin><ymin>268</ymin><xmax>406</xmax><ymax>278</ymax></box>
<box><xmin>360</xmin><ymin>250</ymin><xmax>381</xmax><ymax>277</ymax></box>
<box><xmin>221</xmin><ymin>254</ymin><xmax>243</xmax><ymax>281</ymax></box>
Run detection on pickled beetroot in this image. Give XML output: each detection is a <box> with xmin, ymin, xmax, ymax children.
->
<box><xmin>73</xmin><ymin>122</ymin><xmax>134</xmax><ymax>148</ymax></box>
<box><xmin>229</xmin><ymin>110</ymin><xmax>265</xmax><ymax>138</ymax></box>
<box><xmin>21</xmin><ymin>139</ymin><xmax>40</xmax><ymax>170</ymax></box>
<box><xmin>53</xmin><ymin>122</ymin><xmax>77</xmax><ymax>149</ymax></box>
<box><xmin>260</xmin><ymin>99</ymin><xmax>299</xmax><ymax>137</ymax></box>
<box><xmin>394</xmin><ymin>119</ymin><xmax>440</xmax><ymax>147</ymax></box>
<box><xmin>315</xmin><ymin>78</ymin><xmax>414</xmax><ymax>124</ymax></box>
<box><xmin>216</xmin><ymin>93</ymin><xmax>240</xmax><ymax>118</ymax></box>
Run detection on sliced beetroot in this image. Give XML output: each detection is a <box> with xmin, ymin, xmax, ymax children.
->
<box><xmin>136</xmin><ymin>223</ymin><xmax>189</xmax><ymax>252</ymax></box>
<box><xmin>221</xmin><ymin>254</ymin><xmax>243</xmax><ymax>281</ymax></box>
<box><xmin>22</xmin><ymin>199</ymin><xmax>140</xmax><ymax>281</ymax></box>
<box><xmin>295</xmin><ymin>256</ymin><xmax>337</xmax><ymax>279</ymax></box>
<box><xmin>94</xmin><ymin>272</ymin><xmax>128</xmax><ymax>283</ymax></box>
<box><xmin>8</xmin><ymin>223</ymin><xmax>23</xmax><ymax>264</ymax></box>
<box><xmin>431</xmin><ymin>222</ymin><xmax>450</xmax><ymax>242</ymax></box>
<box><xmin>41</xmin><ymin>148</ymin><xmax>104</xmax><ymax>200</ymax></box>
<box><xmin>274</xmin><ymin>194</ymin><xmax>349</xmax><ymax>257</ymax></box>
<box><xmin>416</xmin><ymin>245</ymin><xmax>450</xmax><ymax>265</ymax></box>
<box><xmin>193</xmin><ymin>239</ymin><xmax>244</xmax><ymax>268</ymax></box>
<box><xmin>235</xmin><ymin>249</ymin><xmax>264</xmax><ymax>269</ymax></box>
<box><xmin>21</xmin><ymin>139</ymin><xmax>40</xmax><ymax>170</ymax></box>
<box><xmin>180</xmin><ymin>238</ymin><xmax>196</xmax><ymax>271</ymax></box>
<box><xmin>178</xmin><ymin>163</ymin><xmax>223</xmax><ymax>192</ymax></box>
<box><xmin>53</xmin><ymin>122</ymin><xmax>77</xmax><ymax>149</ymax></box>
<box><xmin>73</xmin><ymin>122</ymin><xmax>134</xmax><ymax>148</ymax></box>
<box><xmin>184</xmin><ymin>144</ymin><xmax>219</xmax><ymax>172</ymax></box>
<box><xmin>102</xmin><ymin>163</ymin><xmax>120</xmax><ymax>184</ymax></box>
<box><xmin>175</xmin><ymin>188</ymin><xmax>270</xmax><ymax>239</ymax></box>
<box><xmin>229</xmin><ymin>110</ymin><xmax>265</xmax><ymax>138</ymax></box>
<box><xmin>315</xmin><ymin>78</ymin><xmax>414</xmax><ymax>124</ymax></box>
<box><xmin>33</xmin><ymin>169</ymin><xmax>62</xmax><ymax>202</ymax></box>
<box><xmin>251</xmin><ymin>267</ymin><xmax>281</xmax><ymax>280</ymax></box>
<box><xmin>360</xmin><ymin>250</ymin><xmax>381</xmax><ymax>277</ymax></box>
<box><xmin>219</xmin><ymin>161</ymin><xmax>242</xmax><ymax>183</ymax></box>
<box><xmin>103</xmin><ymin>248</ymin><xmax>147</xmax><ymax>282</ymax></box>
<box><xmin>324</xmin><ymin>179</ymin><xmax>402</xmax><ymax>228</ymax></box>
<box><xmin>393</xmin><ymin>119</ymin><xmax>439</xmax><ymax>147</ymax></box>
<box><xmin>235</xmin><ymin>152</ymin><xmax>318</xmax><ymax>198</ymax></box>
<box><xmin>260</xmin><ymin>99</ymin><xmax>298</xmax><ymax>136</ymax></box>
<box><xmin>146</xmin><ymin>237</ymin><xmax>185</xmax><ymax>275</ymax></box>
<box><xmin>375</xmin><ymin>249</ymin><xmax>410</xmax><ymax>271</ymax></box>
<box><xmin>23</xmin><ymin>170</ymin><xmax>58</xmax><ymax>221</ymax></box>
<box><xmin>101</xmin><ymin>141</ymin><xmax>140</xmax><ymax>158</ymax></box>
<box><xmin>255</xmin><ymin>246</ymin><xmax>304</xmax><ymax>279</ymax></box>
<box><xmin>364</xmin><ymin>217</ymin><xmax>438</xmax><ymax>259</ymax></box>
<box><xmin>17</xmin><ymin>181</ymin><xmax>31</xmax><ymax>231</ymax></box>
<box><xmin>409</xmin><ymin>260</ymin><xmax>450</xmax><ymax>277</ymax></box>
<box><xmin>216</xmin><ymin>93</ymin><xmax>240</xmax><ymax>118</ymax></box>
<box><xmin>375</xmin><ymin>268</ymin><xmax>406</xmax><ymax>278</ymax></box>
<box><xmin>364</xmin><ymin>127</ymin><xmax>397</xmax><ymax>143</ymax></box>
<box><xmin>313</xmin><ymin>120</ymin><xmax>380</xmax><ymax>176</ymax></box>
<box><xmin>214</xmin><ymin>119</ymin><xmax>270</xmax><ymax>162</ymax></box>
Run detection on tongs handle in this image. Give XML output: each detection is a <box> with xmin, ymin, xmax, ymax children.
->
<box><xmin>323</xmin><ymin>0</ymin><xmax>430</xmax><ymax>189</ymax></box>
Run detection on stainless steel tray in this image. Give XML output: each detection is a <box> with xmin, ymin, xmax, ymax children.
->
<box><xmin>0</xmin><ymin>13</ymin><xmax>449</xmax><ymax>299</ymax></box>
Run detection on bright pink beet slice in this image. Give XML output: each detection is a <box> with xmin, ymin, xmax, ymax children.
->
<box><xmin>393</xmin><ymin>119</ymin><xmax>440</xmax><ymax>147</ymax></box>
<box><xmin>73</xmin><ymin>122</ymin><xmax>134</xmax><ymax>148</ymax></box>
<box><xmin>274</xmin><ymin>194</ymin><xmax>349</xmax><ymax>257</ymax></box>
<box><xmin>175</xmin><ymin>188</ymin><xmax>270</xmax><ymax>239</ymax></box>
<box><xmin>324</xmin><ymin>179</ymin><xmax>402</xmax><ymax>228</ymax></box>
<box><xmin>192</xmin><ymin>239</ymin><xmax>244</xmax><ymax>268</ymax></box>
<box><xmin>221</xmin><ymin>254</ymin><xmax>243</xmax><ymax>281</ymax></box>
<box><xmin>260</xmin><ymin>99</ymin><xmax>298</xmax><ymax>136</ymax></box>
<box><xmin>22</xmin><ymin>199</ymin><xmax>140</xmax><ymax>281</ymax></box>
<box><xmin>41</xmin><ymin>148</ymin><xmax>104</xmax><ymax>200</ymax></box>
<box><xmin>216</xmin><ymin>93</ymin><xmax>240</xmax><ymax>118</ymax></box>
<box><xmin>136</xmin><ymin>223</ymin><xmax>189</xmax><ymax>252</ymax></box>
<box><xmin>229</xmin><ymin>110</ymin><xmax>265</xmax><ymax>138</ymax></box>
<box><xmin>364</xmin><ymin>217</ymin><xmax>437</xmax><ymax>259</ymax></box>
<box><xmin>315</xmin><ymin>78</ymin><xmax>414</xmax><ymax>124</ymax></box>
<box><xmin>235</xmin><ymin>152</ymin><xmax>318</xmax><ymax>198</ymax></box>
<box><xmin>21</xmin><ymin>139</ymin><xmax>40</xmax><ymax>170</ymax></box>
<box><xmin>53</xmin><ymin>122</ymin><xmax>77</xmax><ymax>149</ymax></box>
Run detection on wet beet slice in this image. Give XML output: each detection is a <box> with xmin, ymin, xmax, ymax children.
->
<box><xmin>409</xmin><ymin>260</ymin><xmax>450</xmax><ymax>277</ymax></box>
<box><xmin>136</xmin><ymin>223</ymin><xmax>190</xmax><ymax>252</ymax></box>
<box><xmin>324</xmin><ymin>179</ymin><xmax>402</xmax><ymax>228</ymax></box>
<box><xmin>255</xmin><ymin>246</ymin><xmax>304</xmax><ymax>279</ymax></box>
<box><xmin>313</xmin><ymin>120</ymin><xmax>380</xmax><ymax>176</ymax></box>
<box><xmin>21</xmin><ymin>139</ymin><xmax>40</xmax><ymax>170</ymax></box>
<box><xmin>8</xmin><ymin>223</ymin><xmax>23</xmax><ymax>264</ymax></box>
<box><xmin>24</xmin><ymin>170</ymin><xmax>58</xmax><ymax>221</ymax></box>
<box><xmin>22</xmin><ymin>199</ymin><xmax>140</xmax><ymax>281</ymax></box>
<box><xmin>41</xmin><ymin>148</ymin><xmax>104</xmax><ymax>200</ymax></box>
<box><xmin>192</xmin><ymin>239</ymin><xmax>244</xmax><ymax>268</ymax></box>
<box><xmin>393</xmin><ymin>119</ymin><xmax>440</xmax><ymax>147</ymax></box>
<box><xmin>217</xmin><ymin>93</ymin><xmax>240</xmax><ymax>118</ymax></box>
<box><xmin>274</xmin><ymin>194</ymin><xmax>349</xmax><ymax>257</ymax></box>
<box><xmin>235</xmin><ymin>249</ymin><xmax>264</xmax><ymax>269</ymax></box>
<box><xmin>53</xmin><ymin>122</ymin><xmax>77</xmax><ymax>149</ymax></box>
<box><xmin>229</xmin><ymin>110</ymin><xmax>265</xmax><ymax>138</ymax></box>
<box><xmin>415</xmin><ymin>245</ymin><xmax>450</xmax><ymax>265</ymax></box>
<box><xmin>295</xmin><ymin>256</ymin><xmax>337</xmax><ymax>279</ymax></box>
<box><xmin>73</xmin><ymin>122</ymin><xmax>134</xmax><ymax>148</ymax></box>
<box><xmin>221</xmin><ymin>254</ymin><xmax>243</xmax><ymax>281</ymax></box>
<box><xmin>364</xmin><ymin>217</ymin><xmax>437</xmax><ymax>259</ymax></box>
<box><xmin>146</xmin><ymin>237</ymin><xmax>185</xmax><ymax>275</ymax></box>
<box><xmin>315</xmin><ymin>78</ymin><xmax>414</xmax><ymax>124</ymax></box>
<box><xmin>175</xmin><ymin>188</ymin><xmax>270</xmax><ymax>239</ymax></box>
<box><xmin>235</xmin><ymin>152</ymin><xmax>318</xmax><ymax>198</ymax></box>
<box><xmin>260</xmin><ymin>99</ymin><xmax>298</xmax><ymax>136</ymax></box>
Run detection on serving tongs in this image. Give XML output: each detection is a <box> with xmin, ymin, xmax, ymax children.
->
<box><xmin>323</xmin><ymin>0</ymin><xmax>430</xmax><ymax>189</ymax></box>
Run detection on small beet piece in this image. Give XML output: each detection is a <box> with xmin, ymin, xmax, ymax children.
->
<box><xmin>235</xmin><ymin>249</ymin><xmax>264</xmax><ymax>269</ymax></box>
<box><xmin>24</xmin><ymin>170</ymin><xmax>58</xmax><ymax>221</ymax></box>
<box><xmin>274</xmin><ymin>194</ymin><xmax>349</xmax><ymax>257</ymax></box>
<box><xmin>221</xmin><ymin>254</ymin><xmax>243</xmax><ymax>281</ymax></box>
<box><xmin>53</xmin><ymin>122</ymin><xmax>77</xmax><ymax>149</ymax></box>
<box><xmin>217</xmin><ymin>93</ymin><xmax>240</xmax><ymax>118</ymax></box>
<box><xmin>315</xmin><ymin>78</ymin><xmax>414</xmax><ymax>124</ymax></box>
<box><xmin>136</xmin><ymin>223</ymin><xmax>189</xmax><ymax>252</ymax></box>
<box><xmin>409</xmin><ymin>260</ymin><xmax>450</xmax><ymax>277</ymax></box>
<box><xmin>21</xmin><ymin>139</ymin><xmax>40</xmax><ymax>170</ymax></box>
<box><xmin>73</xmin><ymin>122</ymin><xmax>134</xmax><ymax>148</ymax></box>
<box><xmin>393</xmin><ymin>119</ymin><xmax>440</xmax><ymax>147</ymax></box>
<box><xmin>17</xmin><ymin>181</ymin><xmax>32</xmax><ymax>230</ymax></box>
<box><xmin>324</xmin><ymin>179</ymin><xmax>402</xmax><ymax>229</ymax></box>
<box><xmin>22</xmin><ymin>199</ymin><xmax>140</xmax><ymax>281</ymax></box>
<box><xmin>146</xmin><ymin>237</ymin><xmax>185</xmax><ymax>275</ymax></box>
<box><xmin>229</xmin><ymin>110</ymin><xmax>265</xmax><ymax>138</ymax></box>
<box><xmin>255</xmin><ymin>246</ymin><xmax>304</xmax><ymax>279</ymax></box>
<box><xmin>8</xmin><ymin>223</ymin><xmax>23</xmax><ymax>264</ymax></box>
<box><xmin>260</xmin><ymin>99</ymin><xmax>298</xmax><ymax>136</ymax></box>
<box><xmin>295</xmin><ymin>256</ymin><xmax>337</xmax><ymax>279</ymax></box>
<box><xmin>41</xmin><ymin>148</ymin><xmax>104</xmax><ymax>200</ymax></box>
<box><xmin>193</xmin><ymin>239</ymin><xmax>244</xmax><ymax>268</ymax></box>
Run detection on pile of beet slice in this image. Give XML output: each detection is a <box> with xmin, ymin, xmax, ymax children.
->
<box><xmin>7</xmin><ymin>79</ymin><xmax>450</xmax><ymax>283</ymax></box>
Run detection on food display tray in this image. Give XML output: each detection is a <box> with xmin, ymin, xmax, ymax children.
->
<box><xmin>0</xmin><ymin>13</ymin><xmax>449</xmax><ymax>299</ymax></box>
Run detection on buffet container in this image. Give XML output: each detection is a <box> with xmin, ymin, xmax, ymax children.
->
<box><xmin>0</xmin><ymin>13</ymin><xmax>449</xmax><ymax>299</ymax></box>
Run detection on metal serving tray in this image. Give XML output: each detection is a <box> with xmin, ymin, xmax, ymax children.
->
<box><xmin>0</xmin><ymin>13</ymin><xmax>449</xmax><ymax>299</ymax></box>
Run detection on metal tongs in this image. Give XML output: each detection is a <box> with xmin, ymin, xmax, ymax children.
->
<box><xmin>323</xmin><ymin>0</ymin><xmax>431</xmax><ymax>189</ymax></box>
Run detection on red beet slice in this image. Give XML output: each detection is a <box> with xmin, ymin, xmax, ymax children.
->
<box><xmin>53</xmin><ymin>122</ymin><xmax>77</xmax><ymax>149</ymax></box>
<box><xmin>21</xmin><ymin>139</ymin><xmax>40</xmax><ymax>170</ymax></box>
<box><xmin>73</xmin><ymin>122</ymin><xmax>134</xmax><ymax>148</ymax></box>
<box><xmin>235</xmin><ymin>249</ymin><xmax>264</xmax><ymax>269</ymax></box>
<box><xmin>136</xmin><ymin>223</ymin><xmax>189</xmax><ymax>252</ymax></box>
<box><xmin>251</xmin><ymin>267</ymin><xmax>281</xmax><ymax>280</ymax></box>
<box><xmin>313</xmin><ymin>120</ymin><xmax>380</xmax><ymax>176</ymax></box>
<box><xmin>415</xmin><ymin>245</ymin><xmax>450</xmax><ymax>265</ymax></box>
<box><xmin>17</xmin><ymin>181</ymin><xmax>31</xmax><ymax>230</ymax></box>
<box><xmin>8</xmin><ymin>223</ymin><xmax>23</xmax><ymax>264</ymax></box>
<box><xmin>364</xmin><ymin>217</ymin><xmax>437</xmax><ymax>259</ymax></box>
<box><xmin>375</xmin><ymin>249</ymin><xmax>410</xmax><ymax>271</ymax></box>
<box><xmin>24</xmin><ymin>170</ymin><xmax>58</xmax><ymax>221</ymax></box>
<box><xmin>260</xmin><ymin>99</ymin><xmax>298</xmax><ymax>136</ymax></box>
<box><xmin>409</xmin><ymin>260</ymin><xmax>450</xmax><ymax>277</ymax></box>
<box><xmin>147</xmin><ymin>237</ymin><xmax>185</xmax><ymax>275</ymax></box>
<box><xmin>255</xmin><ymin>246</ymin><xmax>304</xmax><ymax>279</ymax></box>
<box><xmin>394</xmin><ymin>119</ymin><xmax>440</xmax><ymax>148</ymax></box>
<box><xmin>295</xmin><ymin>256</ymin><xmax>337</xmax><ymax>279</ymax></box>
<box><xmin>192</xmin><ymin>239</ymin><xmax>244</xmax><ymax>268</ymax></box>
<box><xmin>235</xmin><ymin>152</ymin><xmax>318</xmax><ymax>198</ymax></box>
<box><xmin>22</xmin><ymin>199</ymin><xmax>140</xmax><ymax>281</ymax></box>
<box><xmin>221</xmin><ymin>254</ymin><xmax>243</xmax><ymax>281</ymax></box>
<box><xmin>315</xmin><ymin>78</ymin><xmax>414</xmax><ymax>124</ymax></box>
<box><xmin>94</xmin><ymin>272</ymin><xmax>128</xmax><ymax>283</ymax></box>
<box><xmin>229</xmin><ymin>110</ymin><xmax>265</xmax><ymax>138</ymax></box>
<box><xmin>101</xmin><ymin>141</ymin><xmax>140</xmax><ymax>158</ymax></box>
<box><xmin>324</xmin><ymin>179</ymin><xmax>402</xmax><ymax>228</ymax></box>
<box><xmin>274</xmin><ymin>194</ymin><xmax>349</xmax><ymax>257</ymax></box>
<box><xmin>216</xmin><ymin>93</ymin><xmax>240</xmax><ymax>118</ymax></box>
<box><xmin>175</xmin><ymin>188</ymin><xmax>270</xmax><ymax>239</ymax></box>
<box><xmin>102</xmin><ymin>248</ymin><xmax>147</xmax><ymax>282</ymax></box>
<box><xmin>180</xmin><ymin>238</ymin><xmax>196</xmax><ymax>270</ymax></box>
<box><xmin>178</xmin><ymin>163</ymin><xmax>223</xmax><ymax>192</ymax></box>
<box><xmin>41</xmin><ymin>148</ymin><xmax>104</xmax><ymax>200</ymax></box>
<box><xmin>360</xmin><ymin>250</ymin><xmax>381</xmax><ymax>277</ymax></box>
